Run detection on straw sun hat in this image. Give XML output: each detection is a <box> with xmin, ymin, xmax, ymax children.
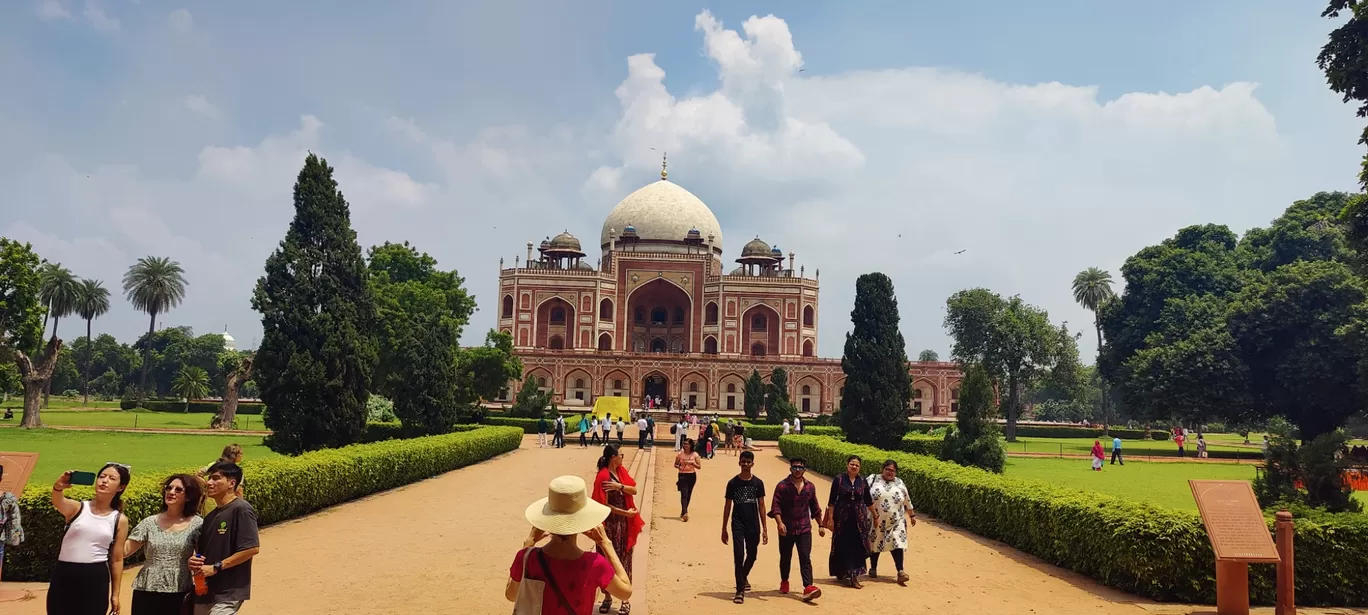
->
<box><xmin>525</xmin><ymin>475</ymin><xmax>611</xmax><ymax>535</ymax></box>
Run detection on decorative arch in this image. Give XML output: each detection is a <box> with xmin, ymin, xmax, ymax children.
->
<box><xmin>525</xmin><ymin>368</ymin><xmax>553</xmax><ymax>395</ymax></box>
<box><xmin>912</xmin><ymin>379</ymin><xmax>938</xmax><ymax>416</ymax></box>
<box><xmin>834</xmin><ymin>378</ymin><xmax>847</xmax><ymax>412</ymax></box>
<box><xmin>740</xmin><ymin>303</ymin><xmax>781</xmax><ymax>359</ymax></box>
<box><xmin>650</xmin><ymin>337</ymin><xmax>667</xmax><ymax>353</ymax></box>
<box><xmin>784</xmin><ymin>337</ymin><xmax>795</xmax><ymax>355</ymax></box>
<box><xmin>802</xmin><ymin>339</ymin><xmax>814</xmax><ymax>357</ymax></box>
<box><xmin>718</xmin><ymin>373</ymin><xmax>747</xmax><ymax>411</ymax></box>
<box><xmin>796</xmin><ymin>376</ymin><xmax>822</xmax><ymax>415</ymax></box>
<box><xmin>500</xmin><ymin>328</ymin><xmax>512</xmax><ymax>336</ymax></box>
<box><xmin>502</xmin><ymin>294</ymin><xmax>514</xmax><ymax>318</ymax></box>
<box><xmin>579</xmin><ymin>330</ymin><xmax>591</xmax><ymax>349</ymax></box>
<box><xmin>627</xmin><ymin>278</ymin><xmax>693</xmax><ymax>353</ymax></box>
<box><xmin>680</xmin><ymin>371</ymin><xmax>708</xmax><ymax>410</ymax></box>
<box><xmin>642</xmin><ymin>371</ymin><xmax>669</xmax><ymax>405</ymax></box>
<box><xmin>517</xmin><ymin>328</ymin><xmax>529</xmax><ymax>347</ymax></box>
<box><xmin>803</xmin><ymin>305</ymin><xmax>814</xmax><ymax>327</ymax></box>
<box><xmin>603</xmin><ymin>370</ymin><xmax>631</xmax><ymax>398</ymax></box>
<box><xmin>599</xmin><ymin>298</ymin><xmax>614</xmax><ymax>321</ymax></box>
<box><xmin>597</xmin><ymin>332</ymin><xmax>613</xmax><ymax>351</ymax></box>
<box><xmin>535</xmin><ymin>296</ymin><xmax>575</xmax><ymax>349</ymax></box>
<box><xmin>548</xmin><ymin>335</ymin><xmax>565</xmax><ymax>350</ymax></box>
<box><xmin>703</xmin><ymin>335</ymin><xmax>718</xmax><ymax>354</ymax></box>
<box><xmin>750</xmin><ymin>342</ymin><xmax>767</xmax><ymax>357</ymax></box>
<box><xmin>705</xmin><ymin>301</ymin><xmax>719</xmax><ymax>325</ymax></box>
<box><xmin>564</xmin><ymin>369</ymin><xmax>593</xmax><ymax>404</ymax></box>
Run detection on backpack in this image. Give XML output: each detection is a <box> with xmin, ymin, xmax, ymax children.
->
<box><xmin>670</xmin><ymin>424</ymin><xmax>678</xmax><ymax>435</ymax></box>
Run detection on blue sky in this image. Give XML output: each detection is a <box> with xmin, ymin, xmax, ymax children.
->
<box><xmin>1</xmin><ymin>0</ymin><xmax>1361</xmax><ymax>361</ymax></box>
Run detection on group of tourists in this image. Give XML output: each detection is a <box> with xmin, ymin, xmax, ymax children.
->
<box><xmin>509</xmin><ymin>444</ymin><xmax>643</xmax><ymax>615</ymax></box>
<box><xmin>537</xmin><ymin>413</ymin><xmax>660</xmax><ymax>451</ymax></box>
<box><xmin>41</xmin><ymin>444</ymin><xmax>260</xmax><ymax>615</ymax></box>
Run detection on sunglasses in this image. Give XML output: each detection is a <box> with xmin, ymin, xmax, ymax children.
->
<box><xmin>163</xmin><ymin>485</ymin><xmax>185</xmax><ymax>494</ymax></box>
<box><xmin>790</xmin><ymin>466</ymin><xmax>806</xmax><ymax>472</ymax></box>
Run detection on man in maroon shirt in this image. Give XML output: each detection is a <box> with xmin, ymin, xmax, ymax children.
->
<box><xmin>768</xmin><ymin>457</ymin><xmax>824</xmax><ymax>602</ymax></box>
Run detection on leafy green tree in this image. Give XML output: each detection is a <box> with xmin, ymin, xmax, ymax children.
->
<box><xmin>917</xmin><ymin>349</ymin><xmax>939</xmax><ymax>362</ymax></box>
<box><xmin>456</xmin><ymin>330</ymin><xmax>523</xmax><ymax>404</ymax></box>
<box><xmin>1238</xmin><ymin>192</ymin><xmax>1355</xmax><ymax>271</ymax></box>
<box><xmin>840</xmin><ymin>272</ymin><xmax>912</xmax><ymax>449</ymax></box>
<box><xmin>940</xmin><ymin>363</ymin><xmax>1006</xmax><ymax>472</ymax></box>
<box><xmin>74</xmin><ymin>278</ymin><xmax>110</xmax><ymax>405</ymax></box>
<box><xmin>253</xmin><ymin>154</ymin><xmax>378</xmax><ymax>454</ymax></box>
<box><xmin>944</xmin><ymin>289</ymin><xmax>1071</xmax><ymax>441</ymax></box>
<box><xmin>743</xmin><ymin>369</ymin><xmax>765</xmax><ymax>422</ymax></box>
<box><xmin>0</xmin><ymin>362</ymin><xmax>19</xmax><ymax>402</ymax></box>
<box><xmin>37</xmin><ymin>264</ymin><xmax>79</xmax><ymax>407</ymax></box>
<box><xmin>1071</xmin><ymin>267</ymin><xmax>1115</xmax><ymax>425</ymax></box>
<box><xmin>765</xmin><ymin>367</ymin><xmax>796</xmax><ymax>423</ymax></box>
<box><xmin>390</xmin><ymin>312</ymin><xmax>459</xmax><ymax>435</ymax></box>
<box><xmin>1319</xmin><ymin>2</ymin><xmax>1368</xmax><ymax>189</ymax></box>
<box><xmin>122</xmin><ymin>256</ymin><xmax>188</xmax><ymax>405</ymax></box>
<box><xmin>368</xmin><ymin>241</ymin><xmax>475</xmax><ymax>398</ymax></box>
<box><xmin>1254</xmin><ymin>421</ymin><xmax>1362</xmax><ymax>512</ymax></box>
<box><xmin>509</xmin><ymin>377</ymin><xmax>551</xmax><ymax>418</ymax></box>
<box><xmin>1226</xmin><ymin>260</ymin><xmax>1368</xmax><ymax>440</ymax></box>
<box><xmin>171</xmin><ymin>365</ymin><xmax>210</xmax><ymax>412</ymax></box>
<box><xmin>0</xmin><ymin>238</ymin><xmax>58</xmax><ymax>427</ymax></box>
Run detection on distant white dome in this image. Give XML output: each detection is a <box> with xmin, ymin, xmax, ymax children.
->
<box><xmin>220</xmin><ymin>330</ymin><xmax>236</xmax><ymax>351</ymax></box>
<box><xmin>601</xmin><ymin>179</ymin><xmax>723</xmax><ymax>253</ymax></box>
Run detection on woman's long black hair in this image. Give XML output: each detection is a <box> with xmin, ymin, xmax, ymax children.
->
<box><xmin>98</xmin><ymin>462</ymin><xmax>131</xmax><ymax>512</ymax></box>
<box><xmin>598</xmin><ymin>444</ymin><xmax>620</xmax><ymax>470</ymax></box>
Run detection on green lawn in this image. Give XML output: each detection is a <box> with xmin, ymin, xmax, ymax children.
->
<box><xmin>1007</xmin><ymin>436</ymin><xmax>1261</xmax><ymax>459</ymax></box>
<box><xmin>5</xmin><ymin>398</ymin><xmax>123</xmax><ymax>411</ymax></box>
<box><xmin>1006</xmin><ymin>456</ymin><xmax>1260</xmax><ymax>510</ymax></box>
<box><xmin>0</xmin><ymin>429</ymin><xmax>276</xmax><ymax>488</ymax></box>
<box><xmin>0</xmin><ymin>409</ymin><xmax>266</xmax><ymax>431</ymax></box>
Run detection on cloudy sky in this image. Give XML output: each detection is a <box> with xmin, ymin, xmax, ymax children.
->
<box><xmin>1</xmin><ymin>1</ymin><xmax>1361</xmax><ymax>362</ymax></box>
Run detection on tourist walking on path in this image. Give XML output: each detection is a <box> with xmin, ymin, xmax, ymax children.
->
<box><xmin>124</xmin><ymin>474</ymin><xmax>205</xmax><ymax>615</ymax></box>
<box><xmin>1090</xmin><ymin>441</ymin><xmax>1105</xmax><ymax>471</ymax></box>
<box><xmin>865</xmin><ymin>460</ymin><xmax>915</xmax><ymax>586</ymax></box>
<box><xmin>190</xmin><ymin>461</ymin><xmax>260</xmax><ymax>615</ymax></box>
<box><xmin>538</xmin><ymin>415</ymin><xmax>550</xmax><ymax>448</ymax></box>
<box><xmin>822</xmin><ymin>456</ymin><xmax>874</xmax><ymax>588</ymax></box>
<box><xmin>636</xmin><ymin>415</ymin><xmax>649</xmax><ymax>449</ymax></box>
<box><xmin>554</xmin><ymin>415</ymin><xmax>566</xmax><ymax>448</ymax></box>
<box><xmin>674</xmin><ymin>438</ymin><xmax>702</xmax><ymax>521</ymax></box>
<box><xmin>722</xmin><ymin>450</ymin><xmax>767</xmax><ymax>604</ymax></box>
<box><xmin>506</xmin><ymin>476</ymin><xmax>633</xmax><ymax>614</ymax></box>
<box><xmin>646</xmin><ymin>416</ymin><xmax>655</xmax><ymax>448</ymax></box>
<box><xmin>769</xmin><ymin>457</ymin><xmax>824</xmax><ymax>602</ymax></box>
<box><xmin>591</xmin><ymin>417</ymin><xmax>602</xmax><ymax>446</ymax></box>
<box><xmin>1175</xmin><ymin>432</ymin><xmax>1186</xmax><ymax>457</ymax></box>
<box><xmin>673</xmin><ymin>418</ymin><xmax>687</xmax><ymax>451</ymax></box>
<box><xmin>1110</xmin><ymin>436</ymin><xmax>1123</xmax><ymax>465</ymax></box>
<box><xmin>793</xmin><ymin>415</ymin><xmax>802</xmax><ymax>434</ymax></box>
<box><xmin>601</xmin><ymin>417</ymin><xmax>611</xmax><ymax>445</ymax></box>
<box><xmin>1196</xmin><ymin>435</ymin><xmax>1208</xmax><ymax>459</ymax></box>
<box><xmin>48</xmin><ymin>463</ymin><xmax>131</xmax><ymax>615</ymax></box>
<box><xmin>592</xmin><ymin>445</ymin><xmax>643</xmax><ymax>615</ymax></box>
<box><xmin>700</xmin><ymin>421</ymin><xmax>716</xmax><ymax>459</ymax></box>
<box><xmin>0</xmin><ymin>464</ymin><xmax>24</xmax><ymax>583</ymax></box>
<box><xmin>580</xmin><ymin>416</ymin><xmax>590</xmax><ymax>448</ymax></box>
<box><xmin>782</xmin><ymin>419</ymin><xmax>792</xmax><ymax>436</ymax></box>
<box><xmin>616</xmin><ymin>418</ymin><xmax>626</xmax><ymax>446</ymax></box>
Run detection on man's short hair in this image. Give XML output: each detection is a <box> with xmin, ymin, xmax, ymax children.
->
<box><xmin>739</xmin><ymin>450</ymin><xmax>755</xmax><ymax>462</ymax></box>
<box><xmin>207</xmin><ymin>461</ymin><xmax>243</xmax><ymax>487</ymax></box>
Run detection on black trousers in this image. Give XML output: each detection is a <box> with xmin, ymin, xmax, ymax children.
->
<box><xmin>580</xmin><ymin>432</ymin><xmax>588</xmax><ymax>447</ymax></box>
<box><xmin>778</xmin><ymin>533</ymin><xmax>813</xmax><ymax>587</ymax></box>
<box><xmin>47</xmin><ymin>560</ymin><xmax>109</xmax><ymax>615</ymax></box>
<box><xmin>677</xmin><ymin>472</ymin><xmax>697</xmax><ymax>515</ymax></box>
<box><xmin>869</xmin><ymin>548</ymin><xmax>905</xmax><ymax>572</ymax></box>
<box><xmin>638</xmin><ymin>432</ymin><xmax>648</xmax><ymax>449</ymax></box>
<box><xmin>591</xmin><ymin>431</ymin><xmax>601</xmax><ymax>445</ymax></box>
<box><xmin>617</xmin><ymin>432</ymin><xmax>624</xmax><ymax>445</ymax></box>
<box><xmin>554</xmin><ymin>430</ymin><xmax>564</xmax><ymax>448</ymax></box>
<box><xmin>131</xmin><ymin>589</ymin><xmax>188</xmax><ymax>615</ymax></box>
<box><xmin>733</xmin><ymin>528</ymin><xmax>760</xmax><ymax>592</ymax></box>
<box><xmin>1111</xmin><ymin>449</ymin><xmax>1123</xmax><ymax>465</ymax></box>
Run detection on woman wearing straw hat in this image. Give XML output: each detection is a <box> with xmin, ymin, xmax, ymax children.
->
<box><xmin>507</xmin><ymin>475</ymin><xmax>633</xmax><ymax>614</ymax></box>
<box><xmin>591</xmin><ymin>445</ymin><xmax>642</xmax><ymax>615</ymax></box>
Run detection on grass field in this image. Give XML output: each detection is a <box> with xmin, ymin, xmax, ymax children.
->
<box><xmin>2</xmin><ymin>398</ymin><xmax>123</xmax><ymax>411</ymax></box>
<box><xmin>0</xmin><ymin>429</ymin><xmax>276</xmax><ymax>486</ymax></box>
<box><xmin>0</xmin><ymin>409</ymin><xmax>266</xmax><ymax>431</ymax></box>
<box><xmin>1007</xmin><ymin>436</ymin><xmax>1261</xmax><ymax>459</ymax></box>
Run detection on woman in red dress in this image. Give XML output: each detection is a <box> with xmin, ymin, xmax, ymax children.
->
<box><xmin>592</xmin><ymin>445</ymin><xmax>643</xmax><ymax>614</ymax></box>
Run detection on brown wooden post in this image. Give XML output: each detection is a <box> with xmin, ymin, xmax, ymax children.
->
<box><xmin>1275</xmin><ymin>510</ymin><xmax>1295</xmax><ymax>615</ymax></box>
<box><xmin>1216</xmin><ymin>560</ymin><xmax>1250</xmax><ymax>615</ymax></box>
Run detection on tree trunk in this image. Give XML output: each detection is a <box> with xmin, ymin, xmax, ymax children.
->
<box><xmin>83</xmin><ymin>318</ymin><xmax>93</xmax><ymax>406</ymax></box>
<box><xmin>214</xmin><ymin>357</ymin><xmax>253</xmax><ymax>430</ymax></box>
<box><xmin>16</xmin><ymin>337</ymin><xmax>63</xmax><ymax>428</ymax></box>
<box><xmin>138</xmin><ymin>310</ymin><xmax>156</xmax><ymax>406</ymax></box>
<box><xmin>1005</xmin><ymin>373</ymin><xmax>1020</xmax><ymax>441</ymax></box>
<box><xmin>43</xmin><ymin>317</ymin><xmax>59</xmax><ymax>408</ymax></box>
<box><xmin>1094</xmin><ymin>315</ymin><xmax>1109</xmax><ymax>436</ymax></box>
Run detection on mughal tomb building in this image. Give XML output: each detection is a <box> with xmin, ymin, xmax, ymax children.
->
<box><xmin>496</xmin><ymin>161</ymin><xmax>961</xmax><ymax>416</ymax></box>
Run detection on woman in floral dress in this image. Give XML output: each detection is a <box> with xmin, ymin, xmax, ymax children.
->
<box><xmin>592</xmin><ymin>445</ymin><xmax>643</xmax><ymax>614</ymax></box>
<box><xmin>866</xmin><ymin>460</ymin><xmax>916</xmax><ymax>585</ymax></box>
<box><xmin>124</xmin><ymin>474</ymin><xmax>205</xmax><ymax>615</ymax></box>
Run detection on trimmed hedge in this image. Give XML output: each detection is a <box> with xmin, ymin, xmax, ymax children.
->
<box><xmin>4</xmin><ymin>426</ymin><xmax>522</xmax><ymax>581</ymax></box>
<box><xmin>738</xmin><ymin>423</ymin><xmax>842</xmax><ymax>441</ymax></box>
<box><xmin>907</xmin><ymin>420</ymin><xmax>1166</xmax><ymax>440</ymax></box>
<box><xmin>358</xmin><ymin>422</ymin><xmax>484</xmax><ymax>443</ymax></box>
<box><xmin>484</xmin><ymin>416</ymin><xmax>546</xmax><ymax>433</ymax></box>
<box><xmin>777</xmin><ymin>435</ymin><xmax>1368</xmax><ymax>606</ymax></box>
<box><xmin>898</xmin><ymin>434</ymin><xmax>944</xmax><ymax>456</ymax></box>
<box><xmin>138</xmin><ymin>400</ymin><xmax>266</xmax><ymax>415</ymax></box>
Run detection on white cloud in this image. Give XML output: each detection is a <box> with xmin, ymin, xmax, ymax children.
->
<box><xmin>183</xmin><ymin>94</ymin><xmax>221</xmax><ymax>120</ymax></box>
<box><xmin>82</xmin><ymin>0</ymin><xmax>120</xmax><ymax>31</ymax></box>
<box><xmin>168</xmin><ymin>8</ymin><xmax>193</xmax><ymax>35</ymax></box>
<box><xmin>36</xmin><ymin>0</ymin><xmax>71</xmax><ymax>20</ymax></box>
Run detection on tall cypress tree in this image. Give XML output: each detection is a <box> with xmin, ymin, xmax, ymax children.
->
<box><xmin>743</xmin><ymin>369</ymin><xmax>765</xmax><ymax>421</ymax></box>
<box><xmin>840</xmin><ymin>272</ymin><xmax>911</xmax><ymax>449</ymax></box>
<box><xmin>765</xmin><ymin>367</ymin><xmax>795</xmax><ymax>424</ymax></box>
<box><xmin>252</xmin><ymin>154</ymin><xmax>378</xmax><ymax>454</ymax></box>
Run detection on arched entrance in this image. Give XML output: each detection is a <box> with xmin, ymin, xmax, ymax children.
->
<box><xmin>643</xmin><ymin>372</ymin><xmax>669</xmax><ymax>406</ymax></box>
<box><xmin>628</xmin><ymin>279</ymin><xmax>693</xmax><ymax>353</ymax></box>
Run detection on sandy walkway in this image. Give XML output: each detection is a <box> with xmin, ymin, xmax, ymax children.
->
<box><xmin>4</xmin><ymin>435</ymin><xmax>644</xmax><ymax>615</ymax></box>
<box><xmin>646</xmin><ymin>443</ymin><xmax>1159</xmax><ymax>615</ymax></box>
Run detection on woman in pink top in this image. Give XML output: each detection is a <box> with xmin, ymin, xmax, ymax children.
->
<box><xmin>507</xmin><ymin>475</ymin><xmax>633</xmax><ymax>615</ymax></box>
<box><xmin>674</xmin><ymin>438</ymin><xmax>703</xmax><ymax>522</ymax></box>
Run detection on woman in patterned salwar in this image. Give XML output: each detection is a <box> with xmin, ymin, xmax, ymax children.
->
<box><xmin>866</xmin><ymin>459</ymin><xmax>916</xmax><ymax>586</ymax></box>
<box><xmin>592</xmin><ymin>445</ymin><xmax>643</xmax><ymax>615</ymax></box>
<box><xmin>821</xmin><ymin>455</ymin><xmax>876</xmax><ymax>588</ymax></box>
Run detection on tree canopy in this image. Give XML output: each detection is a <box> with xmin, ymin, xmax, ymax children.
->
<box><xmin>840</xmin><ymin>272</ymin><xmax>911</xmax><ymax>449</ymax></box>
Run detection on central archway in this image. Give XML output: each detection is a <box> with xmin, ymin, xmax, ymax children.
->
<box><xmin>627</xmin><ymin>278</ymin><xmax>693</xmax><ymax>353</ymax></box>
<box><xmin>643</xmin><ymin>372</ymin><xmax>669</xmax><ymax>405</ymax></box>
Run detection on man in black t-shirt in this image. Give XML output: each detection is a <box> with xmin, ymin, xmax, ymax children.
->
<box><xmin>721</xmin><ymin>450</ymin><xmax>767</xmax><ymax>604</ymax></box>
<box><xmin>190</xmin><ymin>461</ymin><xmax>260</xmax><ymax>615</ymax></box>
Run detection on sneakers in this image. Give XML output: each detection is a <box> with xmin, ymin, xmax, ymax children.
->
<box><xmin>802</xmin><ymin>585</ymin><xmax>822</xmax><ymax>602</ymax></box>
<box><xmin>778</xmin><ymin>581</ymin><xmax>790</xmax><ymax>594</ymax></box>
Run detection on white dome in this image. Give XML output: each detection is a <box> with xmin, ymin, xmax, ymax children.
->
<box><xmin>220</xmin><ymin>331</ymin><xmax>236</xmax><ymax>351</ymax></box>
<box><xmin>601</xmin><ymin>180</ymin><xmax>723</xmax><ymax>253</ymax></box>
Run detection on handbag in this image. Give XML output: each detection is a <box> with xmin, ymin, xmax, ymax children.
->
<box><xmin>511</xmin><ymin>548</ymin><xmax>580</xmax><ymax>615</ymax></box>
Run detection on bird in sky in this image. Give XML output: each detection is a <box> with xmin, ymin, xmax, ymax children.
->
<box><xmin>954</xmin><ymin>249</ymin><xmax>966</xmax><ymax>254</ymax></box>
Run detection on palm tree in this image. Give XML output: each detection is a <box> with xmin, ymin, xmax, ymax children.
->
<box><xmin>171</xmin><ymin>365</ymin><xmax>210</xmax><ymax>412</ymax></box>
<box><xmin>75</xmin><ymin>279</ymin><xmax>111</xmax><ymax>405</ymax></box>
<box><xmin>37</xmin><ymin>264</ymin><xmax>80</xmax><ymax>407</ymax></box>
<box><xmin>1072</xmin><ymin>267</ymin><xmax>1116</xmax><ymax>429</ymax></box>
<box><xmin>123</xmin><ymin>256</ymin><xmax>188</xmax><ymax>403</ymax></box>
<box><xmin>37</xmin><ymin>262</ymin><xmax>60</xmax><ymax>342</ymax></box>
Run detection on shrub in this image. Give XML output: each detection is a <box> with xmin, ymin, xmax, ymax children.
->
<box><xmin>898</xmin><ymin>434</ymin><xmax>943</xmax><ymax>456</ymax></box>
<box><xmin>5</xmin><ymin>426</ymin><xmax>522</xmax><ymax>581</ymax></box>
<box><xmin>939</xmin><ymin>364</ymin><xmax>1006</xmax><ymax>473</ymax></box>
<box><xmin>739</xmin><ymin>423</ymin><xmax>842</xmax><ymax>441</ymax></box>
<box><xmin>366</xmin><ymin>395</ymin><xmax>396</xmax><ymax>423</ymax></box>
<box><xmin>359</xmin><ymin>421</ymin><xmax>483</xmax><ymax>443</ymax></box>
<box><xmin>907</xmin><ymin>420</ymin><xmax>1163</xmax><ymax>440</ymax></box>
<box><xmin>484</xmin><ymin>416</ymin><xmax>546</xmax><ymax>434</ymax></box>
<box><xmin>119</xmin><ymin>398</ymin><xmax>137</xmax><ymax>411</ymax></box>
<box><xmin>138</xmin><ymin>400</ymin><xmax>266</xmax><ymax>415</ymax></box>
<box><xmin>777</xmin><ymin>434</ymin><xmax>1368</xmax><ymax>606</ymax></box>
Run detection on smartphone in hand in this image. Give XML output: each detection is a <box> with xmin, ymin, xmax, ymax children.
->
<box><xmin>68</xmin><ymin>471</ymin><xmax>97</xmax><ymax>485</ymax></box>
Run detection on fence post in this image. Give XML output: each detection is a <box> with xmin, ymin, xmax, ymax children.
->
<box><xmin>1275</xmin><ymin>510</ymin><xmax>1295</xmax><ymax>615</ymax></box>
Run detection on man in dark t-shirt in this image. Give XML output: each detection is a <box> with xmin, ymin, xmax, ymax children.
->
<box><xmin>721</xmin><ymin>450</ymin><xmax>767</xmax><ymax>603</ymax></box>
<box><xmin>191</xmin><ymin>461</ymin><xmax>260</xmax><ymax>615</ymax></box>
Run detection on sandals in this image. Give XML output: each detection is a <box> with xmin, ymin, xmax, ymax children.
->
<box><xmin>849</xmin><ymin>575</ymin><xmax>863</xmax><ymax>589</ymax></box>
<box><xmin>618</xmin><ymin>602</ymin><xmax>631</xmax><ymax>615</ymax></box>
<box><xmin>733</xmin><ymin>592</ymin><xmax>745</xmax><ymax>604</ymax></box>
<box><xmin>600</xmin><ymin>598</ymin><xmax>612</xmax><ymax>614</ymax></box>
<box><xmin>897</xmin><ymin>570</ymin><xmax>910</xmax><ymax>586</ymax></box>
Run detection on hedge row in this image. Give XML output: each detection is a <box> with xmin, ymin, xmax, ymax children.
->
<box><xmin>898</xmin><ymin>434</ymin><xmax>944</xmax><ymax>456</ymax></box>
<box><xmin>777</xmin><ymin>435</ymin><xmax>1368</xmax><ymax>606</ymax></box>
<box><xmin>739</xmin><ymin>423</ymin><xmax>843</xmax><ymax>441</ymax></box>
<box><xmin>907</xmin><ymin>420</ymin><xmax>1165</xmax><ymax>440</ymax></box>
<box><xmin>358</xmin><ymin>422</ymin><xmax>484</xmax><ymax>443</ymax></box>
<box><xmin>4</xmin><ymin>426</ymin><xmax>523</xmax><ymax>581</ymax></box>
<box><xmin>130</xmin><ymin>400</ymin><xmax>267</xmax><ymax>415</ymax></box>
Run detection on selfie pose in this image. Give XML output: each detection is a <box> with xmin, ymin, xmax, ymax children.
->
<box><xmin>506</xmin><ymin>475</ymin><xmax>632</xmax><ymax>614</ymax></box>
<box><xmin>190</xmin><ymin>462</ymin><xmax>260</xmax><ymax>615</ymax></box>
<box><xmin>48</xmin><ymin>463</ymin><xmax>132</xmax><ymax>615</ymax></box>
<box><xmin>591</xmin><ymin>445</ymin><xmax>643</xmax><ymax>615</ymax></box>
<box><xmin>124</xmin><ymin>474</ymin><xmax>205</xmax><ymax>615</ymax></box>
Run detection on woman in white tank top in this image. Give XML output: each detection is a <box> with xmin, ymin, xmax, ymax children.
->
<box><xmin>49</xmin><ymin>463</ymin><xmax>131</xmax><ymax>615</ymax></box>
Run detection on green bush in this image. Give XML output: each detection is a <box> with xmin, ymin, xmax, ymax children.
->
<box><xmin>6</xmin><ymin>426</ymin><xmax>522</xmax><ymax>581</ymax></box>
<box><xmin>119</xmin><ymin>398</ymin><xmax>137</xmax><ymax>411</ymax></box>
<box><xmin>906</xmin><ymin>420</ymin><xmax>1164</xmax><ymax>440</ymax></box>
<box><xmin>359</xmin><ymin>421</ymin><xmax>484</xmax><ymax>443</ymax></box>
<box><xmin>740</xmin><ymin>423</ymin><xmax>842</xmax><ymax>441</ymax></box>
<box><xmin>484</xmin><ymin>416</ymin><xmax>546</xmax><ymax>433</ymax></box>
<box><xmin>777</xmin><ymin>435</ymin><xmax>1368</xmax><ymax>606</ymax></box>
<box><xmin>898</xmin><ymin>434</ymin><xmax>943</xmax><ymax>456</ymax></box>
<box><xmin>138</xmin><ymin>400</ymin><xmax>266</xmax><ymax>415</ymax></box>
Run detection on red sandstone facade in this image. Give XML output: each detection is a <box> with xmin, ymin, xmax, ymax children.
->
<box><xmin>495</xmin><ymin>166</ymin><xmax>961</xmax><ymax>416</ymax></box>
